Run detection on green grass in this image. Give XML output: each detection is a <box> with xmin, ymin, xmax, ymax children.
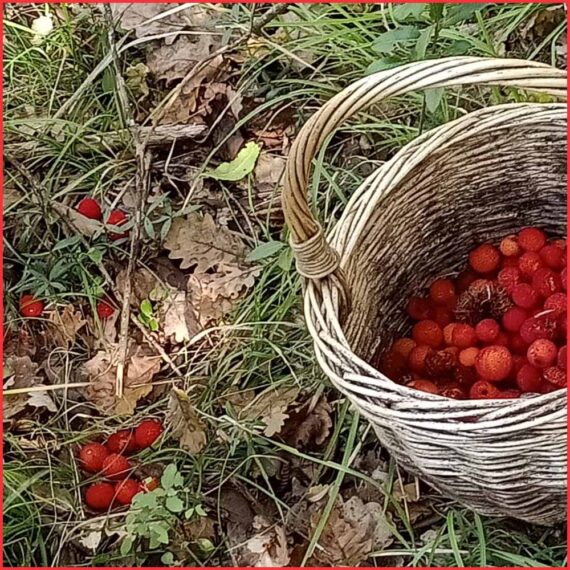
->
<box><xmin>3</xmin><ymin>3</ymin><xmax>567</xmax><ymax>567</ymax></box>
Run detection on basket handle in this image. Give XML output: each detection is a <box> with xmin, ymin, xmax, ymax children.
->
<box><xmin>282</xmin><ymin>56</ymin><xmax>566</xmax><ymax>282</ymax></box>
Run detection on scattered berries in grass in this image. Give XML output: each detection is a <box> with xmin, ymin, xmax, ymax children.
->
<box><xmin>412</xmin><ymin>320</ymin><xmax>443</xmax><ymax>348</ymax></box>
<box><xmin>475</xmin><ymin>345</ymin><xmax>512</xmax><ymax>381</ymax></box>
<box><xmin>76</xmin><ymin>197</ymin><xmax>102</xmax><ymax>220</ymax></box>
<box><xmin>518</xmin><ymin>227</ymin><xmax>546</xmax><ymax>252</ymax></box>
<box><xmin>106</xmin><ymin>430</ymin><xmax>137</xmax><ymax>455</ymax></box>
<box><xmin>406</xmin><ymin>379</ymin><xmax>439</xmax><ymax>394</ymax></box>
<box><xmin>85</xmin><ymin>482</ymin><xmax>115</xmax><ymax>511</ymax></box>
<box><xmin>518</xmin><ymin>252</ymin><xmax>543</xmax><ymax>277</ymax></box>
<box><xmin>96</xmin><ymin>300</ymin><xmax>115</xmax><ymax>320</ymax></box>
<box><xmin>135</xmin><ymin>419</ymin><xmax>163</xmax><ymax>449</ymax></box>
<box><xmin>499</xmin><ymin>235</ymin><xmax>520</xmax><ymax>257</ymax></box>
<box><xmin>450</xmin><ymin>323</ymin><xmax>477</xmax><ymax>349</ymax></box>
<box><xmin>429</xmin><ymin>278</ymin><xmax>456</xmax><ymax>306</ymax></box>
<box><xmin>558</xmin><ymin>346</ymin><xmax>567</xmax><ymax>371</ymax></box>
<box><xmin>107</xmin><ymin>210</ymin><xmax>128</xmax><ymax>240</ymax></box>
<box><xmin>79</xmin><ymin>442</ymin><xmax>109</xmax><ymax>473</ymax></box>
<box><xmin>469</xmin><ymin>380</ymin><xmax>501</xmax><ymax>399</ymax></box>
<box><xmin>406</xmin><ymin>296</ymin><xmax>431</xmax><ymax>321</ymax></box>
<box><xmin>469</xmin><ymin>243</ymin><xmax>500</xmax><ymax>274</ymax></box>
<box><xmin>539</xmin><ymin>244</ymin><xmax>565</xmax><ymax>270</ymax></box>
<box><xmin>475</xmin><ymin>319</ymin><xmax>499</xmax><ymax>343</ymax></box>
<box><xmin>516</xmin><ymin>364</ymin><xmax>542</xmax><ymax>392</ymax></box>
<box><xmin>114</xmin><ymin>479</ymin><xmax>142</xmax><ymax>505</ymax></box>
<box><xmin>408</xmin><ymin>345</ymin><xmax>433</xmax><ymax>374</ymax></box>
<box><xmin>497</xmin><ymin>267</ymin><xmax>521</xmax><ymax>295</ymax></box>
<box><xmin>542</xmin><ymin>366</ymin><xmax>566</xmax><ymax>388</ymax></box>
<box><xmin>101</xmin><ymin>453</ymin><xmax>131</xmax><ymax>480</ymax></box>
<box><xmin>527</xmin><ymin>339</ymin><xmax>557</xmax><ymax>368</ymax></box>
<box><xmin>532</xmin><ymin>268</ymin><xmax>561</xmax><ymax>298</ymax></box>
<box><xmin>19</xmin><ymin>294</ymin><xmax>44</xmax><ymax>317</ymax></box>
<box><xmin>512</xmin><ymin>283</ymin><xmax>539</xmax><ymax>309</ymax></box>
<box><xmin>544</xmin><ymin>293</ymin><xmax>567</xmax><ymax>317</ymax></box>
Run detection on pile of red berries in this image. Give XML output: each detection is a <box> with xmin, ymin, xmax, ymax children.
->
<box><xmin>79</xmin><ymin>419</ymin><xmax>163</xmax><ymax>512</ymax></box>
<box><xmin>380</xmin><ymin>227</ymin><xmax>567</xmax><ymax>399</ymax></box>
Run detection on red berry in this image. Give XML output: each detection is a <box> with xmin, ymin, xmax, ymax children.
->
<box><xmin>469</xmin><ymin>244</ymin><xmax>500</xmax><ymax>274</ymax></box>
<box><xmin>494</xmin><ymin>331</ymin><xmax>509</xmax><ymax>347</ymax></box>
<box><xmin>135</xmin><ymin>419</ymin><xmax>163</xmax><ymax>449</ymax></box>
<box><xmin>518</xmin><ymin>227</ymin><xmax>546</xmax><ymax>252</ymax></box>
<box><xmin>510</xmin><ymin>354</ymin><xmax>527</xmax><ymax>378</ymax></box>
<box><xmin>19</xmin><ymin>294</ymin><xmax>44</xmax><ymax>317</ymax></box>
<box><xmin>532</xmin><ymin>268</ymin><xmax>561</xmax><ymax>298</ymax></box>
<box><xmin>539</xmin><ymin>244</ymin><xmax>565</xmax><ymax>270</ymax></box>
<box><xmin>475</xmin><ymin>345</ymin><xmax>512</xmax><ymax>381</ymax></box>
<box><xmin>107</xmin><ymin>210</ymin><xmax>128</xmax><ymax>240</ymax></box>
<box><xmin>391</xmin><ymin>338</ymin><xmax>416</xmax><ymax>359</ymax></box>
<box><xmin>469</xmin><ymin>380</ymin><xmax>501</xmax><ymax>399</ymax></box>
<box><xmin>527</xmin><ymin>339</ymin><xmax>557</xmax><ymax>368</ymax></box>
<box><xmin>102</xmin><ymin>453</ymin><xmax>132</xmax><ymax>480</ymax></box>
<box><xmin>499</xmin><ymin>235</ymin><xmax>520</xmax><ymax>257</ymax></box>
<box><xmin>142</xmin><ymin>476</ymin><xmax>160</xmax><ymax>492</ymax></box>
<box><xmin>519</xmin><ymin>316</ymin><xmax>557</xmax><ymax>344</ymax></box>
<box><xmin>406</xmin><ymin>296</ymin><xmax>431</xmax><ymax>321</ymax></box>
<box><xmin>497</xmin><ymin>267</ymin><xmax>521</xmax><ymax>295</ymax></box>
<box><xmin>459</xmin><ymin>347</ymin><xmax>479</xmax><ymax>367</ymax></box>
<box><xmin>79</xmin><ymin>442</ymin><xmax>109</xmax><ymax>473</ymax></box>
<box><xmin>443</xmin><ymin>323</ymin><xmax>457</xmax><ymax>346</ymax></box>
<box><xmin>516</xmin><ymin>364</ymin><xmax>542</xmax><ymax>392</ymax></box>
<box><xmin>544</xmin><ymin>293</ymin><xmax>567</xmax><ymax>317</ymax></box>
<box><xmin>96</xmin><ymin>300</ymin><xmax>115</xmax><ymax>320</ymax></box>
<box><xmin>502</xmin><ymin>257</ymin><xmax>520</xmax><ymax>269</ymax></box>
<box><xmin>407</xmin><ymin>379</ymin><xmax>439</xmax><ymax>395</ymax></box>
<box><xmin>558</xmin><ymin>346</ymin><xmax>567</xmax><ymax>371</ymax></box>
<box><xmin>412</xmin><ymin>320</ymin><xmax>443</xmax><ymax>349</ymax></box>
<box><xmin>509</xmin><ymin>334</ymin><xmax>529</xmax><ymax>355</ymax></box>
<box><xmin>106</xmin><ymin>430</ymin><xmax>138</xmax><ymax>455</ymax></box>
<box><xmin>408</xmin><ymin>345</ymin><xmax>432</xmax><ymax>374</ymax></box>
<box><xmin>114</xmin><ymin>479</ymin><xmax>142</xmax><ymax>505</ymax></box>
<box><xmin>475</xmin><ymin>319</ymin><xmax>499</xmax><ymax>343</ymax></box>
<box><xmin>450</xmin><ymin>323</ymin><xmax>477</xmax><ymax>349</ymax></box>
<box><xmin>542</xmin><ymin>366</ymin><xmax>566</xmax><ymax>388</ymax></box>
<box><xmin>518</xmin><ymin>252</ymin><xmax>543</xmax><ymax>277</ymax></box>
<box><xmin>429</xmin><ymin>279</ymin><xmax>456</xmax><ymax>305</ymax></box>
<box><xmin>561</xmin><ymin>267</ymin><xmax>567</xmax><ymax>291</ymax></box>
<box><xmin>85</xmin><ymin>482</ymin><xmax>115</xmax><ymax>511</ymax></box>
<box><xmin>439</xmin><ymin>383</ymin><xmax>466</xmax><ymax>400</ymax></box>
<box><xmin>502</xmin><ymin>307</ymin><xmax>528</xmax><ymax>333</ymax></box>
<box><xmin>380</xmin><ymin>349</ymin><xmax>407</xmax><ymax>381</ymax></box>
<box><xmin>512</xmin><ymin>283</ymin><xmax>539</xmax><ymax>309</ymax></box>
<box><xmin>76</xmin><ymin>197</ymin><xmax>102</xmax><ymax>220</ymax></box>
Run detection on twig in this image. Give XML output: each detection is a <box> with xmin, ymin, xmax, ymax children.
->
<box><xmin>250</xmin><ymin>3</ymin><xmax>291</xmax><ymax>36</ymax></box>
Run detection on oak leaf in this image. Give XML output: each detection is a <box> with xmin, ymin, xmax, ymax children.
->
<box><xmin>166</xmin><ymin>387</ymin><xmax>207</xmax><ymax>454</ymax></box>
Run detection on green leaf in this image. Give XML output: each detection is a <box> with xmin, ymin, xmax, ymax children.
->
<box><xmin>160</xmin><ymin>218</ymin><xmax>172</xmax><ymax>241</ymax></box>
<box><xmin>166</xmin><ymin>495</ymin><xmax>184</xmax><ymax>513</ymax></box>
<box><xmin>161</xmin><ymin>552</ymin><xmax>175</xmax><ymax>565</ymax></box>
<box><xmin>392</xmin><ymin>3</ymin><xmax>426</xmax><ymax>21</ymax></box>
<box><xmin>373</xmin><ymin>26</ymin><xmax>420</xmax><ymax>54</ymax></box>
<box><xmin>132</xmin><ymin>490</ymin><xmax>158</xmax><ymax>509</ymax></box>
<box><xmin>150</xmin><ymin>525</ymin><xmax>170</xmax><ymax>547</ymax></box>
<box><xmin>53</xmin><ymin>235</ymin><xmax>82</xmax><ymax>251</ymax></box>
<box><xmin>277</xmin><ymin>247</ymin><xmax>293</xmax><ymax>272</ymax></box>
<box><xmin>195</xmin><ymin>504</ymin><xmax>207</xmax><ymax>517</ymax></box>
<box><xmin>149</xmin><ymin>318</ymin><xmax>159</xmax><ymax>332</ymax></box>
<box><xmin>246</xmin><ymin>241</ymin><xmax>285</xmax><ymax>262</ymax></box>
<box><xmin>144</xmin><ymin>216</ymin><xmax>155</xmax><ymax>239</ymax></box>
<box><xmin>140</xmin><ymin>299</ymin><xmax>153</xmax><ymax>317</ymax></box>
<box><xmin>161</xmin><ymin>464</ymin><xmax>183</xmax><ymax>490</ymax></box>
<box><xmin>86</xmin><ymin>248</ymin><xmax>103</xmax><ymax>264</ymax></box>
<box><xmin>415</xmin><ymin>25</ymin><xmax>434</xmax><ymax>59</ymax></box>
<box><xmin>206</xmin><ymin>142</ymin><xmax>261</xmax><ymax>182</ymax></box>
<box><xmin>196</xmin><ymin>538</ymin><xmax>215</xmax><ymax>553</ymax></box>
<box><xmin>429</xmin><ymin>3</ymin><xmax>445</xmax><ymax>22</ymax></box>
<box><xmin>446</xmin><ymin>3</ymin><xmax>488</xmax><ymax>25</ymax></box>
<box><xmin>425</xmin><ymin>87</ymin><xmax>444</xmax><ymax>113</ymax></box>
<box><xmin>120</xmin><ymin>535</ymin><xmax>135</xmax><ymax>556</ymax></box>
<box><xmin>185</xmin><ymin>507</ymin><xmax>195</xmax><ymax>520</ymax></box>
<box><xmin>366</xmin><ymin>56</ymin><xmax>402</xmax><ymax>75</ymax></box>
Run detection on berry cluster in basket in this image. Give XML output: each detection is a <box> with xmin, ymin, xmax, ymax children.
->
<box><xmin>379</xmin><ymin>227</ymin><xmax>567</xmax><ymax>399</ymax></box>
<box><xmin>79</xmin><ymin>419</ymin><xmax>163</xmax><ymax>512</ymax></box>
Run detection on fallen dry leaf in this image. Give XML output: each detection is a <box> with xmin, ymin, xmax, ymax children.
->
<box><xmin>280</xmin><ymin>396</ymin><xmax>333</xmax><ymax>449</ymax></box>
<box><xmin>240</xmin><ymin>516</ymin><xmax>290</xmax><ymax>567</ymax></box>
<box><xmin>3</xmin><ymin>356</ymin><xmax>57</xmax><ymax>419</ymax></box>
<box><xmin>48</xmin><ymin>304</ymin><xmax>86</xmax><ymax>348</ymax></box>
<box><xmin>52</xmin><ymin>203</ymin><xmax>103</xmax><ymax>237</ymax></box>
<box><xmin>166</xmin><ymin>387</ymin><xmax>207</xmax><ymax>454</ymax></box>
<box><xmin>81</xmin><ymin>344</ymin><xmax>161</xmax><ymax>415</ymax></box>
<box><xmin>161</xmin><ymin>290</ymin><xmax>198</xmax><ymax>343</ymax></box>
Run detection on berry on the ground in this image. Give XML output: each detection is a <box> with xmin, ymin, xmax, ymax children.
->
<box><xmin>107</xmin><ymin>210</ymin><xmax>128</xmax><ymax>240</ymax></box>
<box><xmin>101</xmin><ymin>453</ymin><xmax>131</xmax><ymax>480</ymax></box>
<box><xmin>76</xmin><ymin>197</ymin><xmax>102</xmax><ymax>220</ymax></box>
<box><xmin>79</xmin><ymin>442</ymin><xmax>109</xmax><ymax>473</ymax></box>
<box><xmin>142</xmin><ymin>476</ymin><xmax>160</xmax><ymax>492</ymax></box>
<box><xmin>475</xmin><ymin>345</ymin><xmax>512</xmax><ymax>381</ymax></box>
<box><xmin>19</xmin><ymin>294</ymin><xmax>44</xmax><ymax>317</ymax></box>
<box><xmin>114</xmin><ymin>479</ymin><xmax>142</xmax><ymax>505</ymax></box>
<box><xmin>135</xmin><ymin>419</ymin><xmax>164</xmax><ymax>449</ymax></box>
<box><xmin>85</xmin><ymin>482</ymin><xmax>115</xmax><ymax>511</ymax></box>
<box><xmin>106</xmin><ymin>430</ymin><xmax>138</xmax><ymax>455</ymax></box>
<box><xmin>96</xmin><ymin>300</ymin><xmax>115</xmax><ymax>320</ymax></box>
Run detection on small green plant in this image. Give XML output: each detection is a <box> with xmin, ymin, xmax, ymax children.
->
<box><xmin>138</xmin><ymin>299</ymin><xmax>158</xmax><ymax>332</ymax></box>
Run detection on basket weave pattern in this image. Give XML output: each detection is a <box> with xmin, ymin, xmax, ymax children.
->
<box><xmin>282</xmin><ymin>57</ymin><xmax>567</xmax><ymax>525</ymax></box>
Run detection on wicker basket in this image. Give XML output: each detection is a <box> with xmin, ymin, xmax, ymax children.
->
<box><xmin>282</xmin><ymin>57</ymin><xmax>567</xmax><ymax>525</ymax></box>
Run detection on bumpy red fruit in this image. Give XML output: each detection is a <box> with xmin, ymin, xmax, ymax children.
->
<box><xmin>469</xmin><ymin>243</ymin><xmax>500</xmax><ymax>274</ymax></box>
<box><xmin>469</xmin><ymin>380</ymin><xmax>501</xmax><ymax>399</ymax></box>
<box><xmin>425</xmin><ymin>350</ymin><xmax>455</xmax><ymax>377</ymax></box>
<box><xmin>561</xmin><ymin>267</ymin><xmax>567</xmax><ymax>291</ymax></box>
<box><xmin>539</xmin><ymin>244</ymin><xmax>565</xmax><ymax>270</ymax></box>
<box><xmin>542</xmin><ymin>366</ymin><xmax>566</xmax><ymax>388</ymax></box>
<box><xmin>407</xmin><ymin>379</ymin><xmax>439</xmax><ymax>394</ymax></box>
<box><xmin>475</xmin><ymin>319</ymin><xmax>499</xmax><ymax>343</ymax></box>
<box><xmin>509</xmin><ymin>334</ymin><xmax>529</xmax><ymax>355</ymax></box>
<box><xmin>85</xmin><ymin>482</ymin><xmax>115</xmax><ymax>511</ymax></box>
<box><xmin>19</xmin><ymin>294</ymin><xmax>44</xmax><ymax>317</ymax></box>
<box><xmin>518</xmin><ymin>227</ymin><xmax>546</xmax><ymax>252</ymax></box>
<box><xmin>380</xmin><ymin>349</ymin><xmax>407</xmax><ymax>381</ymax></box>
<box><xmin>497</xmin><ymin>267</ymin><xmax>521</xmax><ymax>295</ymax></box>
<box><xmin>76</xmin><ymin>197</ymin><xmax>102</xmax><ymax>220</ymax></box>
<box><xmin>475</xmin><ymin>345</ymin><xmax>512</xmax><ymax>381</ymax></box>
<box><xmin>97</xmin><ymin>300</ymin><xmax>115</xmax><ymax>319</ymax></box>
<box><xmin>135</xmin><ymin>419</ymin><xmax>163</xmax><ymax>449</ymax></box>
<box><xmin>79</xmin><ymin>442</ymin><xmax>109</xmax><ymax>473</ymax></box>
<box><xmin>408</xmin><ymin>345</ymin><xmax>432</xmax><ymax>374</ymax></box>
<box><xmin>429</xmin><ymin>278</ymin><xmax>456</xmax><ymax>305</ymax></box>
<box><xmin>450</xmin><ymin>323</ymin><xmax>477</xmax><ymax>349</ymax></box>
<box><xmin>495</xmin><ymin>331</ymin><xmax>509</xmax><ymax>347</ymax></box>
<box><xmin>558</xmin><ymin>346</ymin><xmax>567</xmax><ymax>371</ymax></box>
<box><xmin>527</xmin><ymin>339</ymin><xmax>557</xmax><ymax>368</ymax></box>
<box><xmin>502</xmin><ymin>307</ymin><xmax>528</xmax><ymax>333</ymax></box>
<box><xmin>406</xmin><ymin>297</ymin><xmax>431</xmax><ymax>321</ymax></box>
<box><xmin>532</xmin><ymin>268</ymin><xmax>561</xmax><ymax>298</ymax></box>
<box><xmin>499</xmin><ymin>235</ymin><xmax>520</xmax><ymax>257</ymax></box>
<box><xmin>107</xmin><ymin>210</ymin><xmax>128</xmax><ymax>240</ymax></box>
<box><xmin>114</xmin><ymin>479</ymin><xmax>142</xmax><ymax>505</ymax></box>
<box><xmin>520</xmin><ymin>316</ymin><xmax>557</xmax><ymax>344</ymax></box>
<box><xmin>544</xmin><ymin>293</ymin><xmax>567</xmax><ymax>317</ymax></box>
<box><xmin>412</xmin><ymin>320</ymin><xmax>443</xmax><ymax>348</ymax></box>
<box><xmin>432</xmin><ymin>306</ymin><xmax>453</xmax><ymax>327</ymax></box>
<box><xmin>516</xmin><ymin>364</ymin><xmax>542</xmax><ymax>392</ymax></box>
<box><xmin>391</xmin><ymin>338</ymin><xmax>416</xmax><ymax>359</ymax></box>
<box><xmin>512</xmin><ymin>283</ymin><xmax>539</xmax><ymax>309</ymax></box>
<box><xmin>459</xmin><ymin>347</ymin><xmax>479</xmax><ymax>367</ymax></box>
<box><xmin>102</xmin><ymin>453</ymin><xmax>131</xmax><ymax>480</ymax></box>
<box><xmin>518</xmin><ymin>252</ymin><xmax>543</xmax><ymax>277</ymax></box>
<box><xmin>106</xmin><ymin>430</ymin><xmax>138</xmax><ymax>455</ymax></box>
